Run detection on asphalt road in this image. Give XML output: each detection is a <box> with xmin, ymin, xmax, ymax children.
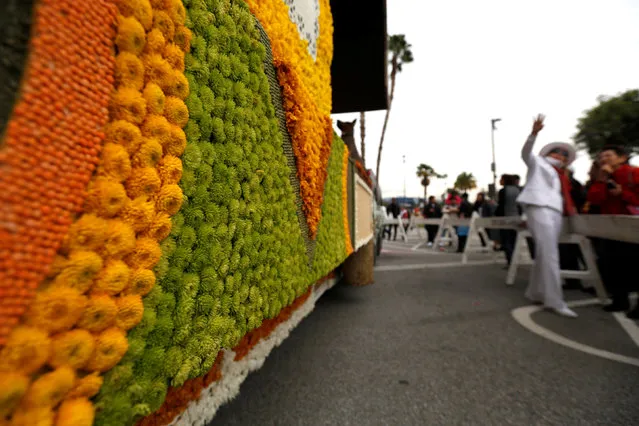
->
<box><xmin>211</xmin><ymin>237</ymin><xmax>639</xmax><ymax>426</ymax></box>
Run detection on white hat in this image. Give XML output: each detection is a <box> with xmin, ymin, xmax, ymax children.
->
<box><xmin>539</xmin><ymin>142</ymin><xmax>576</xmax><ymax>165</ymax></box>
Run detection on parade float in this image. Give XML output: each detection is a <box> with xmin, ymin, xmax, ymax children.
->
<box><xmin>0</xmin><ymin>0</ymin><xmax>386</xmax><ymax>425</ymax></box>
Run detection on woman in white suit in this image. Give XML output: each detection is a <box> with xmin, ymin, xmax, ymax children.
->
<box><xmin>517</xmin><ymin>114</ymin><xmax>578</xmax><ymax>318</ymax></box>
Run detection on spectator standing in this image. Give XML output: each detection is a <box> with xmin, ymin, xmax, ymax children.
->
<box><xmin>384</xmin><ymin>198</ymin><xmax>401</xmax><ymax>240</ymax></box>
<box><xmin>456</xmin><ymin>194</ymin><xmax>474</xmax><ymax>253</ymax></box>
<box><xmin>423</xmin><ymin>196</ymin><xmax>442</xmax><ymax>245</ymax></box>
<box><xmin>586</xmin><ymin>145</ymin><xmax>639</xmax><ymax>318</ymax></box>
<box><xmin>496</xmin><ymin>174</ymin><xmax>521</xmax><ymax>265</ymax></box>
<box><xmin>559</xmin><ymin>168</ymin><xmax>586</xmax><ymax>290</ymax></box>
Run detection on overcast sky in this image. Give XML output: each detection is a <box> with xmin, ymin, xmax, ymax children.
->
<box><xmin>332</xmin><ymin>0</ymin><xmax>639</xmax><ymax>200</ymax></box>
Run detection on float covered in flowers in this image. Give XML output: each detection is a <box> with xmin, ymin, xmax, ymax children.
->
<box><xmin>0</xmin><ymin>0</ymin><xmax>372</xmax><ymax>425</ymax></box>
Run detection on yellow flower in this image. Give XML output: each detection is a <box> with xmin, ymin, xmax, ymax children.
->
<box><xmin>52</xmin><ymin>250</ymin><xmax>103</xmax><ymax>294</ymax></box>
<box><xmin>48</xmin><ymin>330</ymin><xmax>95</xmax><ymax>370</ymax></box>
<box><xmin>143</xmin><ymin>211</ymin><xmax>172</xmax><ymax>241</ymax></box>
<box><xmin>144</xmin><ymin>28</ymin><xmax>166</xmax><ymax>55</ymax></box>
<box><xmin>93</xmin><ymin>260</ymin><xmax>131</xmax><ymax>296</ymax></box>
<box><xmin>20</xmin><ymin>367</ymin><xmax>75</xmax><ymax>409</ymax></box>
<box><xmin>117</xmin><ymin>0</ymin><xmax>153</xmax><ymax>30</ymax></box>
<box><xmin>163</xmin><ymin>124</ymin><xmax>186</xmax><ymax>156</ymax></box>
<box><xmin>97</xmin><ymin>143</ymin><xmax>132</xmax><ymax>183</ymax></box>
<box><xmin>143</xmin><ymin>54</ymin><xmax>173</xmax><ymax>92</ymax></box>
<box><xmin>173</xmin><ymin>25</ymin><xmax>191</xmax><ymax>53</ymax></box>
<box><xmin>24</xmin><ymin>288</ymin><xmax>87</xmax><ymax>334</ymax></box>
<box><xmin>120</xmin><ymin>196</ymin><xmax>155</xmax><ymax>232</ymax></box>
<box><xmin>152</xmin><ymin>10</ymin><xmax>174</xmax><ymax>40</ymax></box>
<box><xmin>141</xmin><ymin>114</ymin><xmax>171</xmax><ymax>146</ymax></box>
<box><xmin>163</xmin><ymin>43</ymin><xmax>184</xmax><ymax>71</ymax></box>
<box><xmin>165</xmin><ymin>69</ymin><xmax>189</xmax><ymax>100</ymax></box>
<box><xmin>126</xmin><ymin>237</ymin><xmax>161</xmax><ymax>269</ymax></box>
<box><xmin>64</xmin><ymin>214</ymin><xmax>109</xmax><ymax>252</ymax></box>
<box><xmin>55</xmin><ymin>398</ymin><xmax>94</xmax><ymax>426</ymax></box>
<box><xmin>0</xmin><ymin>326</ymin><xmax>50</xmax><ymax>374</ymax></box>
<box><xmin>77</xmin><ymin>295</ymin><xmax>117</xmax><ymax>333</ymax></box>
<box><xmin>132</xmin><ymin>137</ymin><xmax>163</xmax><ymax>168</ymax></box>
<box><xmin>163</xmin><ymin>96</ymin><xmax>188</xmax><ymax>127</ymax></box>
<box><xmin>102</xmin><ymin>220</ymin><xmax>137</xmax><ymax>259</ymax></box>
<box><xmin>85</xmin><ymin>177</ymin><xmax>129</xmax><ymax>219</ymax></box>
<box><xmin>104</xmin><ymin>120</ymin><xmax>142</xmax><ymax>154</ymax></box>
<box><xmin>109</xmin><ymin>87</ymin><xmax>147</xmax><ymax>125</ymax></box>
<box><xmin>0</xmin><ymin>372</ymin><xmax>29</xmax><ymax>418</ymax></box>
<box><xmin>156</xmin><ymin>155</ymin><xmax>182</xmax><ymax>185</ymax></box>
<box><xmin>115</xmin><ymin>295</ymin><xmax>144</xmax><ymax>330</ymax></box>
<box><xmin>142</xmin><ymin>82</ymin><xmax>165</xmax><ymax>115</ymax></box>
<box><xmin>125</xmin><ymin>269</ymin><xmax>156</xmax><ymax>296</ymax></box>
<box><xmin>115</xmin><ymin>15</ymin><xmax>146</xmax><ymax>55</ymax></box>
<box><xmin>154</xmin><ymin>184</ymin><xmax>183</xmax><ymax>216</ymax></box>
<box><xmin>10</xmin><ymin>407</ymin><xmax>54</xmax><ymax>426</ymax></box>
<box><xmin>125</xmin><ymin>167</ymin><xmax>161</xmax><ymax>199</ymax></box>
<box><xmin>85</xmin><ymin>328</ymin><xmax>128</xmax><ymax>373</ymax></box>
<box><xmin>164</xmin><ymin>0</ymin><xmax>186</xmax><ymax>26</ymax></box>
<box><xmin>66</xmin><ymin>373</ymin><xmax>103</xmax><ymax>399</ymax></box>
<box><xmin>115</xmin><ymin>52</ymin><xmax>145</xmax><ymax>91</ymax></box>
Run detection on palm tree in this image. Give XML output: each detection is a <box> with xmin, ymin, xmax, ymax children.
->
<box><xmin>360</xmin><ymin>111</ymin><xmax>366</xmax><ymax>167</ymax></box>
<box><xmin>453</xmin><ymin>172</ymin><xmax>478</xmax><ymax>195</ymax></box>
<box><xmin>416</xmin><ymin>164</ymin><xmax>446</xmax><ymax>200</ymax></box>
<box><xmin>375</xmin><ymin>34</ymin><xmax>414</xmax><ymax>181</ymax></box>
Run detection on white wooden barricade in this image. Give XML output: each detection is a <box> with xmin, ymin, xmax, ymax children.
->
<box><xmin>382</xmin><ymin>215</ymin><xmax>408</xmax><ymax>242</ymax></box>
<box><xmin>504</xmin><ymin>218</ymin><xmax>607</xmax><ymax>303</ymax></box>
<box><xmin>461</xmin><ymin>212</ymin><xmax>501</xmax><ymax>264</ymax></box>
<box><xmin>432</xmin><ymin>214</ymin><xmax>470</xmax><ymax>250</ymax></box>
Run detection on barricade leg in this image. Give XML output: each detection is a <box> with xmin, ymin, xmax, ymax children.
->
<box><xmin>578</xmin><ymin>236</ymin><xmax>608</xmax><ymax>303</ymax></box>
<box><xmin>506</xmin><ymin>232</ymin><xmax>525</xmax><ymax>286</ymax></box>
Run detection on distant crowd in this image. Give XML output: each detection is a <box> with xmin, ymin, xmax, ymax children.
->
<box><xmin>383</xmin><ymin>143</ymin><xmax>639</xmax><ymax>319</ymax></box>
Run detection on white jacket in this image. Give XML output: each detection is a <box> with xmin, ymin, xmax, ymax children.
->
<box><xmin>516</xmin><ymin>134</ymin><xmax>563</xmax><ymax>213</ymax></box>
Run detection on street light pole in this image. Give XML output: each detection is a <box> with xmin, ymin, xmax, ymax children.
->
<box><xmin>491</xmin><ymin>118</ymin><xmax>501</xmax><ymax>196</ymax></box>
<box><xmin>402</xmin><ymin>155</ymin><xmax>406</xmax><ymax>199</ymax></box>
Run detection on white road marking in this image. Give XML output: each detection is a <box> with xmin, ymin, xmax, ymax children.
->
<box><xmin>613</xmin><ymin>313</ymin><xmax>639</xmax><ymax>349</ymax></box>
<box><xmin>374</xmin><ymin>259</ymin><xmax>502</xmax><ymax>272</ymax></box>
<box><xmin>411</xmin><ymin>241</ymin><xmax>426</xmax><ymax>251</ymax></box>
<box><xmin>512</xmin><ymin>299</ymin><xmax>639</xmax><ymax>368</ymax></box>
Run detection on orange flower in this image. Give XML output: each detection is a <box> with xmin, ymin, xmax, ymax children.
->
<box><xmin>126</xmin><ymin>237</ymin><xmax>161</xmax><ymax>269</ymax></box>
<box><xmin>48</xmin><ymin>330</ymin><xmax>95</xmax><ymax>369</ymax></box>
<box><xmin>115</xmin><ymin>295</ymin><xmax>144</xmax><ymax>330</ymax></box>
<box><xmin>20</xmin><ymin>366</ymin><xmax>76</xmax><ymax>409</ymax></box>
<box><xmin>125</xmin><ymin>269</ymin><xmax>156</xmax><ymax>296</ymax></box>
<box><xmin>66</xmin><ymin>373</ymin><xmax>103</xmax><ymax>399</ymax></box>
<box><xmin>24</xmin><ymin>288</ymin><xmax>87</xmax><ymax>334</ymax></box>
<box><xmin>0</xmin><ymin>326</ymin><xmax>50</xmax><ymax>375</ymax></box>
<box><xmin>77</xmin><ymin>295</ymin><xmax>118</xmax><ymax>333</ymax></box>
<box><xmin>55</xmin><ymin>398</ymin><xmax>94</xmax><ymax>426</ymax></box>
<box><xmin>85</xmin><ymin>328</ymin><xmax>128</xmax><ymax>372</ymax></box>
<box><xmin>93</xmin><ymin>260</ymin><xmax>131</xmax><ymax>296</ymax></box>
<box><xmin>0</xmin><ymin>372</ymin><xmax>29</xmax><ymax>418</ymax></box>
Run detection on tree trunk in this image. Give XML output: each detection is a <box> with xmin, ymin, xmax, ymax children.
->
<box><xmin>359</xmin><ymin>111</ymin><xmax>366</xmax><ymax>167</ymax></box>
<box><xmin>423</xmin><ymin>185</ymin><xmax>428</xmax><ymax>202</ymax></box>
<box><xmin>376</xmin><ymin>56</ymin><xmax>398</xmax><ymax>181</ymax></box>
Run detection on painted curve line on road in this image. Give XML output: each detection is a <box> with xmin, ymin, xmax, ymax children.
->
<box><xmin>511</xmin><ymin>298</ymin><xmax>639</xmax><ymax>368</ymax></box>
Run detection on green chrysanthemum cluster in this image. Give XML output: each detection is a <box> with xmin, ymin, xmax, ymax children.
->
<box><xmin>311</xmin><ymin>134</ymin><xmax>349</xmax><ymax>279</ymax></box>
<box><xmin>94</xmin><ymin>1</ymin><xmax>310</xmax><ymax>424</ymax></box>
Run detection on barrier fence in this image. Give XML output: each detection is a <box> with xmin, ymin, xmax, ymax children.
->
<box><xmin>382</xmin><ymin>212</ymin><xmax>639</xmax><ymax>303</ymax></box>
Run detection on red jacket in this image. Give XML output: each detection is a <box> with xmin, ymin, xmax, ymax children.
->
<box><xmin>587</xmin><ymin>164</ymin><xmax>639</xmax><ymax>214</ymax></box>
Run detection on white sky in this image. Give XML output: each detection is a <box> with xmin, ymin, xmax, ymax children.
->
<box><xmin>332</xmin><ymin>0</ymin><xmax>639</xmax><ymax>200</ymax></box>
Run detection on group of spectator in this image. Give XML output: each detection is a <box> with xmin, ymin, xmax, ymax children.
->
<box><xmin>382</xmin><ymin>143</ymin><xmax>639</xmax><ymax>319</ymax></box>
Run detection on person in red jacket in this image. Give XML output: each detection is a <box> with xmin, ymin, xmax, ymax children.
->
<box><xmin>586</xmin><ymin>145</ymin><xmax>639</xmax><ymax>318</ymax></box>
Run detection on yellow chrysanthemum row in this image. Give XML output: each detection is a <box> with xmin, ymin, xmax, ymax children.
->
<box><xmin>245</xmin><ymin>0</ymin><xmax>334</xmax><ymax>238</ymax></box>
<box><xmin>343</xmin><ymin>148</ymin><xmax>354</xmax><ymax>257</ymax></box>
<box><xmin>0</xmin><ymin>0</ymin><xmax>190</xmax><ymax>424</ymax></box>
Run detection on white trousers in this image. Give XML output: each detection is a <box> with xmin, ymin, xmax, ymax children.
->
<box><xmin>524</xmin><ymin>205</ymin><xmax>567</xmax><ymax>310</ymax></box>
